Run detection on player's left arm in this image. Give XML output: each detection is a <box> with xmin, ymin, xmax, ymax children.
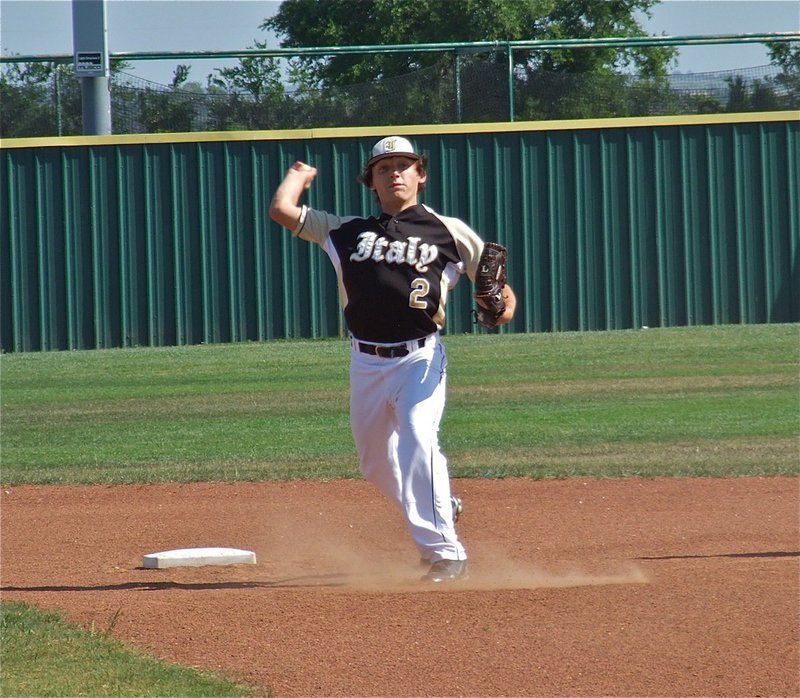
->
<box><xmin>429</xmin><ymin>208</ymin><xmax>517</xmax><ymax>325</ymax></box>
<box><xmin>468</xmin><ymin>235</ymin><xmax>516</xmax><ymax>327</ymax></box>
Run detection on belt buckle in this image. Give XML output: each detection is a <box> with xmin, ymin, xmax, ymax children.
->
<box><xmin>376</xmin><ymin>344</ymin><xmax>407</xmax><ymax>358</ymax></box>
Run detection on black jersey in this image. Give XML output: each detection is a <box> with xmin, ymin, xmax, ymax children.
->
<box><xmin>295</xmin><ymin>203</ymin><xmax>484</xmax><ymax>343</ymax></box>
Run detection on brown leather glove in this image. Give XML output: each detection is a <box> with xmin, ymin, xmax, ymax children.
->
<box><xmin>473</xmin><ymin>242</ymin><xmax>507</xmax><ymax>329</ymax></box>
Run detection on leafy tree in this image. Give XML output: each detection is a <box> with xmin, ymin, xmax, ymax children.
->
<box><xmin>2</xmin><ymin>57</ymin><xmax>134</xmax><ymax>137</ymax></box>
<box><xmin>133</xmin><ymin>64</ymin><xmax>198</xmax><ymax>133</ymax></box>
<box><xmin>726</xmin><ymin>75</ymin><xmax>750</xmax><ymax>112</ymax></box>
<box><xmin>749</xmin><ymin>79</ymin><xmax>781</xmax><ymax>111</ymax></box>
<box><xmin>0</xmin><ymin>61</ymin><xmax>80</xmax><ymax>137</ymax></box>
<box><xmin>767</xmin><ymin>41</ymin><xmax>799</xmax><ymax>108</ymax></box>
<box><xmin>681</xmin><ymin>93</ymin><xmax>724</xmax><ymax>115</ymax></box>
<box><xmin>259</xmin><ymin>0</ymin><xmax>678</xmax><ymax>121</ymax></box>
<box><xmin>767</xmin><ymin>41</ymin><xmax>800</xmax><ymax>73</ymax></box>
<box><xmin>207</xmin><ymin>40</ymin><xmax>294</xmax><ymax>129</ymax></box>
<box><xmin>262</xmin><ymin>1</ymin><xmax>679</xmax><ymax>81</ymax></box>
<box><xmin>724</xmin><ymin>73</ymin><xmax>786</xmax><ymax>114</ymax></box>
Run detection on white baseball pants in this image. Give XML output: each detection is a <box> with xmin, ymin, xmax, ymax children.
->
<box><xmin>349</xmin><ymin>333</ymin><xmax>467</xmax><ymax>562</ymax></box>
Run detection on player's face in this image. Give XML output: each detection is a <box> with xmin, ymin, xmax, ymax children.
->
<box><xmin>370</xmin><ymin>156</ymin><xmax>427</xmax><ymax>213</ymax></box>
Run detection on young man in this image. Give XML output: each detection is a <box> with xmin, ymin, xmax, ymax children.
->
<box><xmin>270</xmin><ymin>136</ymin><xmax>516</xmax><ymax>582</ymax></box>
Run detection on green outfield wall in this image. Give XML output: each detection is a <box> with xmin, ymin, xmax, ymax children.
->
<box><xmin>1</xmin><ymin>112</ymin><xmax>798</xmax><ymax>351</ymax></box>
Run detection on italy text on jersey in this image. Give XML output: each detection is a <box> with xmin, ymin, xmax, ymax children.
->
<box><xmin>349</xmin><ymin>232</ymin><xmax>438</xmax><ymax>273</ymax></box>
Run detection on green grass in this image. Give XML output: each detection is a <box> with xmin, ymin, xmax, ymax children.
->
<box><xmin>1</xmin><ymin>324</ymin><xmax>798</xmax><ymax>484</ymax></box>
<box><xmin>0</xmin><ymin>602</ymin><xmax>254</xmax><ymax>697</ymax></box>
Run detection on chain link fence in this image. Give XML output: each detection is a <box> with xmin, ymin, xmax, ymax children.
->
<box><xmin>2</xmin><ymin>56</ymin><xmax>796</xmax><ymax>138</ymax></box>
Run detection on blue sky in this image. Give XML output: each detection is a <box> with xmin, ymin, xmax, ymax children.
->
<box><xmin>2</xmin><ymin>0</ymin><xmax>798</xmax><ymax>85</ymax></box>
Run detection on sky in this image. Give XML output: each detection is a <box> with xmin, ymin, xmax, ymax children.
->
<box><xmin>1</xmin><ymin>0</ymin><xmax>798</xmax><ymax>85</ymax></box>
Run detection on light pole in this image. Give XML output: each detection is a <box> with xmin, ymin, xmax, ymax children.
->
<box><xmin>72</xmin><ymin>0</ymin><xmax>112</xmax><ymax>135</ymax></box>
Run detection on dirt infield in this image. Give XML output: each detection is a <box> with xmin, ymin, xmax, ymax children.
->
<box><xmin>2</xmin><ymin>476</ymin><xmax>798</xmax><ymax>697</ymax></box>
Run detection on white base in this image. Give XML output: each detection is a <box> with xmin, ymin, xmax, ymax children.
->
<box><xmin>143</xmin><ymin>547</ymin><xmax>257</xmax><ymax>569</ymax></box>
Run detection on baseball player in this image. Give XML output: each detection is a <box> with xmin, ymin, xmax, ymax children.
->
<box><xmin>269</xmin><ymin>136</ymin><xmax>516</xmax><ymax>582</ymax></box>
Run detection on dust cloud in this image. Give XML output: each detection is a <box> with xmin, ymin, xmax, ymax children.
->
<box><xmin>248</xmin><ymin>504</ymin><xmax>648</xmax><ymax>593</ymax></box>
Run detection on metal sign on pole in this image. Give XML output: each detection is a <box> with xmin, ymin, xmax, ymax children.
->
<box><xmin>72</xmin><ymin>0</ymin><xmax>112</xmax><ymax>135</ymax></box>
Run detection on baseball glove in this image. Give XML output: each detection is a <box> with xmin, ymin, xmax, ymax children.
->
<box><xmin>473</xmin><ymin>242</ymin><xmax>508</xmax><ymax>329</ymax></box>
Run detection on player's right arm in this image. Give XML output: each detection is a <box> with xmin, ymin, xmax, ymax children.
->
<box><xmin>269</xmin><ymin>161</ymin><xmax>318</xmax><ymax>231</ymax></box>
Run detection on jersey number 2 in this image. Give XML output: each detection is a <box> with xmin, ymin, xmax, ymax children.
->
<box><xmin>409</xmin><ymin>278</ymin><xmax>430</xmax><ymax>309</ymax></box>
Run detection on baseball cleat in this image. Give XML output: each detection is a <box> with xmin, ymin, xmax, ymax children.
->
<box><xmin>422</xmin><ymin>559</ymin><xmax>468</xmax><ymax>583</ymax></box>
<box><xmin>451</xmin><ymin>495</ymin><xmax>463</xmax><ymax>523</ymax></box>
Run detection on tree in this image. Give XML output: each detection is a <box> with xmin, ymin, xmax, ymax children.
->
<box><xmin>2</xmin><ymin>57</ymin><xmax>134</xmax><ymax>137</ymax></box>
<box><xmin>768</xmin><ymin>41</ymin><xmax>800</xmax><ymax>73</ymax></box>
<box><xmin>767</xmin><ymin>41</ymin><xmax>800</xmax><ymax>109</ymax></box>
<box><xmin>259</xmin><ymin>0</ymin><xmax>678</xmax><ymax>121</ymax></box>
<box><xmin>0</xmin><ymin>61</ymin><xmax>81</xmax><ymax>137</ymax></box>
<box><xmin>133</xmin><ymin>65</ymin><xmax>199</xmax><ymax>133</ymax></box>
<box><xmin>262</xmin><ymin>1</ymin><xmax>677</xmax><ymax>81</ymax></box>
<box><xmin>207</xmin><ymin>40</ymin><xmax>295</xmax><ymax>129</ymax></box>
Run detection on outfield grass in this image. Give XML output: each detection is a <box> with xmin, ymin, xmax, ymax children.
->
<box><xmin>2</xmin><ymin>324</ymin><xmax>798</xmax><ymax>485</ymax></box>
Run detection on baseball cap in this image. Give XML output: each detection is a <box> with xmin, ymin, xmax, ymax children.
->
<box><xmin>366</xmin><ymin>136</ymin><xmax>420</xmax><ymax>168</ymax></box>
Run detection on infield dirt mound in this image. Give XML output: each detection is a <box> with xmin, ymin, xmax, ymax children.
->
<box><xmin>2</xmin><ymin>476</ymin><xmax>797</xmax><ymax>697</ymax></box>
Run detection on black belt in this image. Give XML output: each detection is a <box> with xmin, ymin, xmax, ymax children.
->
<box><xmin>356</xmin><ymin>337</ymin><xmax>427</xmax><ymax>358</ymax></box>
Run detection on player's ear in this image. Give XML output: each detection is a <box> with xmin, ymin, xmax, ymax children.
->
<box><xmin>357</xmin><ymin>166</ymin><xmax>373</xmax><ymax>189</ymax></box>
<box><xmin>415</xmin><ymin>158</ymin><xmax>428</xmax><ymax>189</ymax></box>
<box><xmin>416</xmin><ymin>167</ymin><xmax>427</xmax><ymax>193</ymax></box>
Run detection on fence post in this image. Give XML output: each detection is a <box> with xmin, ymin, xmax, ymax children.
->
<box><xmin>54</xmin><ymin>67</ymin><xmax>63</xmax><ymax>136</ymax></box>
<box><xmin>507</xmin><ymin>43</ymin><xmax>515</xmax><ymax>122</ymax></box>
<box><xmin>454</xmin><ymin>52</ymin><xmax>462</xmax><ymax>123</ymax></box>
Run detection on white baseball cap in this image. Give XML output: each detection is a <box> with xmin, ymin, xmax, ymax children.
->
<box><xmin>366</xmin><ymin>136</ymin><xmax>420</xmax><ymax>168</ymax></box>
